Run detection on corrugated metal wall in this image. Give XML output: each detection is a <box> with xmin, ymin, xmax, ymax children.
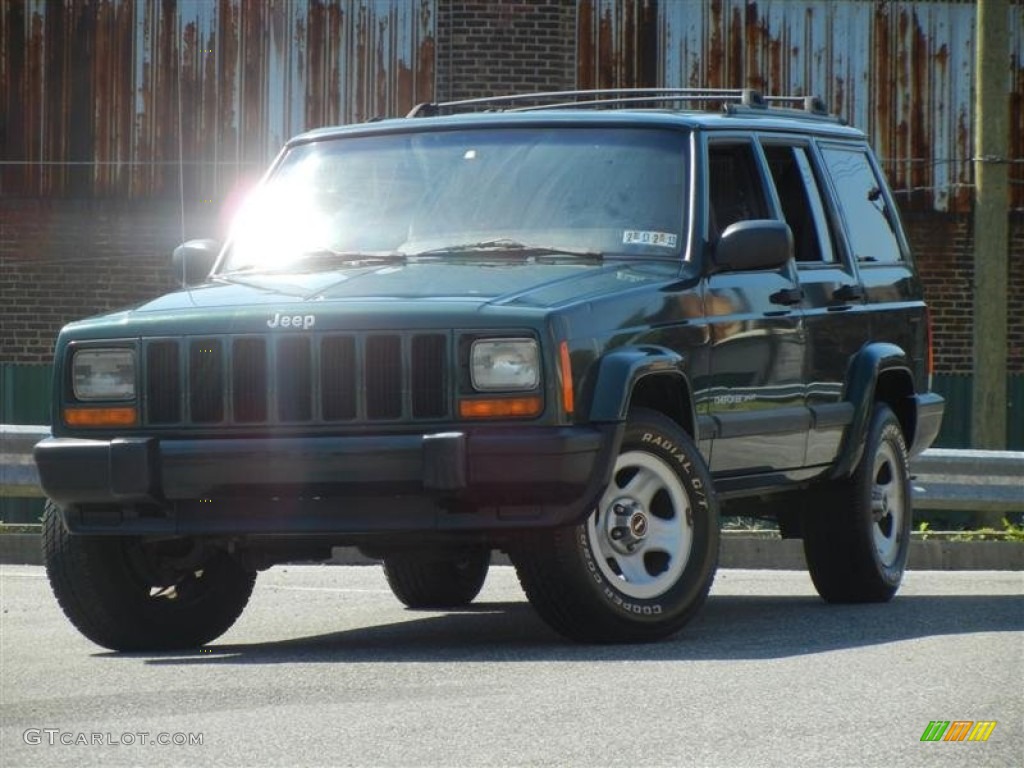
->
<box><xmin>577</xmin><ymin>0</ymin><xmax>659</xmax><ymax>89</ymax></box>
<box><xmin>1</xmin><ymin>0</ymin><xmax>436</xmax><ymax>200</ymax></box>
<box><xmin>579</xmin><ymin>0</ymin><xmax>1023</xmax><ymax>212</ymax></box>
<box><xmin>659</xmin><ymin>0</ymin><xmax>1023</xmax><ymax>212</ymax></box>
<box><xmin>2</xmin><ymin>0</ymin><xmax>1020</xmax><ymax>206</ymax></box>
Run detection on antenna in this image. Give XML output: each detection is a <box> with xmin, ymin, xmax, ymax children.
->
<box><xmin>177</xmin><ymin>15</ymin><xmax>186</xmax><ymax>287</ymax></box>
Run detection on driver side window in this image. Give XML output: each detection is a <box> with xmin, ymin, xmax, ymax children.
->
<box><xmin>707</xmin><ymin>141</ymin><xmax>769</xmax><ymax>239</ymax></box>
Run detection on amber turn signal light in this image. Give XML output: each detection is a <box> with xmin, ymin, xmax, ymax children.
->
<box><xmin>559</xmin><ymin>341</ymin><xmax>574</xmax><ymax>415</ymax></box>
<box><xmin>63</xmin><ymin>406</ymin><xmax>138</xmax><ymax>427</ymax></box>
<box><xmin>459</xmin><ymin>396</ymin><xmax>542</xmax><ymax>419</ymax></box>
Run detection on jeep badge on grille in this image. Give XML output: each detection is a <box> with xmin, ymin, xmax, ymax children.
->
<box><xmin>267</xmin><ymin>312</ymin><xmax>315</xmax><ymax>330</ymax></box>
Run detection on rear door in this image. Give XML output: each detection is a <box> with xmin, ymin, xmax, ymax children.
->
<box><xmin>760</xmin><ymin>138</ymin><xmax>868</xmax><ymax>466</ymax></box>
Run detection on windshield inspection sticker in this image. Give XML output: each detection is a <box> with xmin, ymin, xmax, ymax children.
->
<box><xmin>623</xmin><ymin>230</ymin><xmax>678</xmax><ymax>248</ymax></box>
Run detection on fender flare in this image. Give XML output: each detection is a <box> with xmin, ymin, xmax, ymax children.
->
<box><xmin>584</xmin><ymin>346</ymin><xmax>696</xmax><ymax>430</ymax></box>
<box><xmin>831</xmin><ymin>342</ymin><xmax>913</xmax><ymax>479</ymax></box>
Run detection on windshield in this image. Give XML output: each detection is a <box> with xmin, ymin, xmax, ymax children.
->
<box><xmin>221</xmin><ymin>127</ymin><xmax>689</xmax><ymax>273</ymax></box>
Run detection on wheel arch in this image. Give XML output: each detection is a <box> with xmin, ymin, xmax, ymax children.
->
<box><xmin>875</xmin><ymin>369</ymin><xmax>915</xmax><ymax>442</ymax></box>
<box><xmin>584</xmin><ymin>346</ymin><xmax>696</xmax><ymax>438</ymax></box>
<box><xmin>832</xmin><ymin>342</ymin><xmax>917</xmax><ymax>479</ymax></box>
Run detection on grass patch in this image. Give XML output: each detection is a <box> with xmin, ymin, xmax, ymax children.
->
<box><xmin>915</xmin><ymin>518</ymin><xmax>1024</xmax><ymax>542</ymax></box>
<box><xmin>0</xmin><ymin>523</ymin><xmax>42</xmax><ymax>534</ymax></box>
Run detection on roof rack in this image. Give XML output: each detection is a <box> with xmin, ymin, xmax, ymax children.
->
<box><xmin>406</xmin><ymin>88</ymin><xmax>840</xmax><ymax>122</ymax></box>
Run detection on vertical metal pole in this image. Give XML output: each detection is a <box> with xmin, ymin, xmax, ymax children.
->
<box><xmin>971</xmin><ymin>0</ymin><xmax>1010</xmax><ymax>449</ymax></box>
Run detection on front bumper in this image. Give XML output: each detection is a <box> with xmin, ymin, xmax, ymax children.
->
<box><xmin>35</xmin><ymin>425</ymin><xmax>621</xmax><ymax>535</ymax></box>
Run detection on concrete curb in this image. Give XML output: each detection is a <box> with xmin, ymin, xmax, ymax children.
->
<box><xmin>1</xmin><ymin>534</ymin><xmax>44</xmax><ymax>566</ymax></box>
<box><xmin>715</xmin><ymin>535</ymin><xmax>1024</xmax><ymax>570</ymax></box>
<box><xmin>2</xmin><ymin>533</ymin><xmax>1021</xmax><ymax>570</ymax></box>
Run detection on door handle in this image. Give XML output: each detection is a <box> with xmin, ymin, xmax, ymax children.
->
<box><xmin>833</xmin><ymin>284</ymin><xmax>865</xmax><ymax>302</ymax></box>
<box><xmin>770</xmin><ymin>288</ymin><xmax>804</xmax><ymax>306</ymax></box>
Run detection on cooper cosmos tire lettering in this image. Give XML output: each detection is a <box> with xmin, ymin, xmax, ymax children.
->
<box><xmin>580</xmin><ymin>530</ymin><xmax>604</xmax><ymax>585</ymax></box>
<box><xmin>580</xmin><ymin>507</ymin><xmax>667</xmax><ymax>616</ymax></box>
<box><xmin>511</xmin><ymin>407</ymin><xmax>719</xmax><ymax>643</ymax></box>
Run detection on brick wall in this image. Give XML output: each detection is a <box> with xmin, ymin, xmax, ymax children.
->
<box><xmin>903</xmin><ymin>212</ymin><xmax>974</xmax><ymax>373</ymax></box>
<box><xmin>435</xmin><ymin>0</ymin><xmax>576</xmax><ymax>102</ymax></box>
<box><xmin>0</xmin><ymin>199</ymin><xmax>217</xmax><ymax>363</ymax></box>
<box><xmin>1009</xmin><ymin>213</ymin><xmax>1024</xmax><ymax>373</ymax></box>
<box><xmin>1007</xmin><ymin>215</ymin><xmax>1024</xmax><ymax>374</ymax></box>
<box><xmin>903</xmin><ymin>212</ymin><xmax>1024</xmax><ymax>375</ymax></box>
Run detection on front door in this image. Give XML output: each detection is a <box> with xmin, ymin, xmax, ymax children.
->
<box><xmin>703</xmin><ymin>137</ymin><xmax>808</xmax><ymax>475</ymax></box>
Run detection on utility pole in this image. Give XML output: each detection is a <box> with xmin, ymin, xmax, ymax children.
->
<box><xmin>971</xmin><ymin>0</ymin><xmax>1010</xmax><ymax>449</ymax></box>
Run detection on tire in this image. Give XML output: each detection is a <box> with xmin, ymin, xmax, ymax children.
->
<box><xmin>42</xmin><ymin>501</ymin><xmax>256</xmax><ymax>651</ymax></box>
<box><xmin>802</xmin><ymin>403</ymin><xmax>912</xmax><ymax>603</ymax></box>
<box><xmin>383</xmin><ymin>549</ymin><xmax>490</xmax><ymax>609</ymax></box>
<box><xmin>511</xmin><ymin>408</ymin><xmax>719</xmax><ymax>643</ymax></box>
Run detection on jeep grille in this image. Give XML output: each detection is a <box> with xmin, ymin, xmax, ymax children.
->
<box><xmin>143</xmin><ymin>333</ymin><xmax>450</xmax><ymax>427</ymax></box>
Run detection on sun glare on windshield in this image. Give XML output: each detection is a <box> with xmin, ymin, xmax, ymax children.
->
<box><xmin>228</xmin><ymin>156</ymin><xmax>338</xmax><ymax>272</ymax></box>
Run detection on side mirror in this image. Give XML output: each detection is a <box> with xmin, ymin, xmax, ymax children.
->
<box><xmin>171</xmin><ymin>239</ymin><xmax>220</xmax><ymax>286</ymax></box>
<box><xmin>713</xmin><ymin>220</ymin><xmax>793</xmax><ymax>272</ymax></box>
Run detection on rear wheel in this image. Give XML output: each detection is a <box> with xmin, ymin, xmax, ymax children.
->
<box><xmin>383</xmin><ymin>549</ymin><xmax>490</xmax><ymax>609</ymax></box>
<box><xmin>511</xmin><ymin>408</ymin><xmax>718</xmax><ymax>643</ymax></box>
<box><xmin>802</xmin><ymin>403</ymin><xmax>912</xmax><ymax>602</ymax></box>
<box><xmin>43</xmin><ymin>501</ymin><xmax>256</xmax><ymax>651</ymax></box>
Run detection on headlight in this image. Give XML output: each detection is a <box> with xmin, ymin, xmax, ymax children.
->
<box><xmin>470</xmin><ymin>338</ymin><xmax>539</xmax><ymax>391</ymax></box>
<box><xmin>72</xmin><ymin>349</ymin><xmax>136</xmax><ymax>400</ymax></box>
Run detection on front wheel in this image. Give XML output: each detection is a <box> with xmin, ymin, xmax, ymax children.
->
<box><xmin>511</xmin><ymin>408</ymin><xmax>719</xmax><ymax>643</ymax></box>
<box><xmin>43</xmin><ymin>501</ymin><xmax>256</xmax><ymax>651</ymax></box>
<box><xmin>802</xmin><ymin>403</ymin><xmax>912</xmax><ymax>603</ymax></box>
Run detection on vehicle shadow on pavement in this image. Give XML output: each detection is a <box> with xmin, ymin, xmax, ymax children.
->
<box><xmin>139</xmin><ymin>593</ymin><xmax>1024</xmax><ymax>666</ymax></box>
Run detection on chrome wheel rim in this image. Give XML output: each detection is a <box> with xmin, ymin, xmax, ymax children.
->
<box><xmin>587</xmin><ymin>450</ymin><xmax>693</xmax><ymax>600</ymax></box>
<box><xmin>870</xmin><ymin>441</ymin><xmax>905</xmax><ymax>567</ymax></box>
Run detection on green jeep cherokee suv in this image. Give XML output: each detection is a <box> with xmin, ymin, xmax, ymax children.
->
<box><xmin>35</xmin><ymin>89</ymin><xmax>944</xmax><ymax>649</ymax></box>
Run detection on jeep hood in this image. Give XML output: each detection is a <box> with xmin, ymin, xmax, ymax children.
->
<box><xmin>59</xmin><ymin>260</ymin><xmax>685</xmax><ymax>339</ymax></box>
<box><xmin>146</xmin><ymin>260</ymin><xmax>678</xmax><ymax>312</ymax></box>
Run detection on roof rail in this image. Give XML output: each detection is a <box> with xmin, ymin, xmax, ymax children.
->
<box><xmin>722</xmin><ymin>94</ymin><xmax>843</xmax><ymax>124</ymax></box>
<box><xmin>405</xmin><ymin>88</ymin><xmax>838</xmax><ymax>120</ymax></box>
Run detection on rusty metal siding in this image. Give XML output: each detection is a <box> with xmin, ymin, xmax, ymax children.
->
<box><xmin>659</xmin><ymin>0</ymin><xmax>1023</xmax><ymax>212</ymax></box>
<box><xmin>1</xmin><ymin>0</ymin><xmax>436</xmax><ymax>200</ymax></box>
<box><xmin>577</xmin><ymin>0</ymin><xmax>659</xmax><ymax>89</ymax></box>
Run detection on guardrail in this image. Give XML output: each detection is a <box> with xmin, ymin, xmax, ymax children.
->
<box><xmin>0</xmin><ymin>425</ymin><xmax>48</xmax><ymax>499</ymax></box>
<box><xmin>2</xmin><ymin>424</ymin><xmax>1022</xmax><ymax>511</ymax></box>
<box><xmin>910</xmin><ymin>448</ymin><xmax>1024</xmax><ymax>513</ymax></box>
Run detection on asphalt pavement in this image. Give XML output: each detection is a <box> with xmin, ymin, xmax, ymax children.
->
<box><xmin>1</xmin><ymin>564</ymin><xmax>1022</xmax><ymax>768</ymax></box>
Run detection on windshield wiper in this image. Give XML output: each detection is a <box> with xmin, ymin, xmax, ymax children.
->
<box><xmin>407</xmin><ymin>238</ymin><xmax>603</xmax><ymax>260</ymax></box>
<box><xmin>294</xmin><ymin>249</ymin><xmax>408</xmax><ymax>269</ymax></box>
<box><xmin>220</xmin><ymin>240</ymin><xmax>603</xmax><ymax>276</ymax></box>
<box><xmin>222</xmin><ymin>248</ymin><xmax>407</xmax><ymax>275</ymax></box>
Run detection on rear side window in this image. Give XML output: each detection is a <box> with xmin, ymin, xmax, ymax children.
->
<box><xmin>820</xmin><ymin>147</ymin><xmax>904</xmax><ymax>263</ymax></box>
<box><xmin>763</xmin><ymin>144</ymin><xmax>835</xmax><ymax>263</ymax></box>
